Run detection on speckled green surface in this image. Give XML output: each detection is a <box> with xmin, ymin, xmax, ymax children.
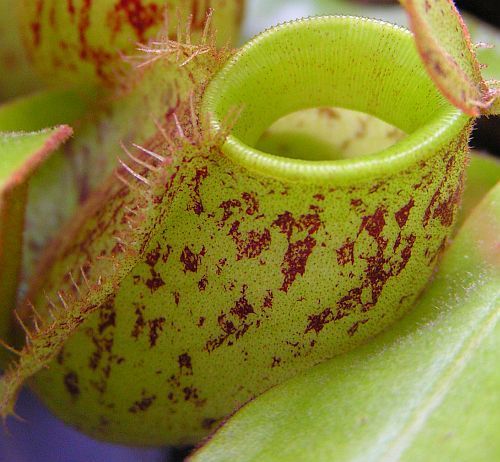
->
<box><xmin>5</xmin><ymin>17</ymin><xmax>472</xmax><ymax>446</ymax></box>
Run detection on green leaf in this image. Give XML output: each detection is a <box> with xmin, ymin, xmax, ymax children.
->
<box><xmin>400</xmin><ymin>0</ymin><xmax>498</xmax><ymax>116</ymax></box>
<box><xmin>0</xmin><ymin>127</ymin><xmax>73</xmax><ymax>364</ymax></box>
<box><xmin>192</xmin><ymin>182</ymin><xmax>500</xmax><ymax>462</ymax></box>
<box><xmin>458</xmin><ymin>150</ymin><xmax>500</xmax><ymax>226</ymax></box>
<box><xmin>0</xmin><ymin>86</ymin><xmax>98</xmax><ymax>297</ymax></box>
<box><xmin>0</xmin><ymin>86</ymin><xmax>98</xmax><ymax>132</ymax></box>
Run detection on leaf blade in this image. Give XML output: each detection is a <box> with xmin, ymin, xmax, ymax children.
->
<box><xmin>0</xmin><ymin>127</ymin><xmax>73</xmax><ymax>364</ymax></box>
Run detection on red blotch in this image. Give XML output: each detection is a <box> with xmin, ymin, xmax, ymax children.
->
<box><xmin>230</xmin><ymin>294</ymin><xmax>255</xmax><ymax>320</ymax></box>
<box><xmin>305</xmin><ymin>307</ymin><xmax>333</xmax><ymax>334</ymax></box>
<box><xmin>228</xmin><ymin>221</ymin><xmax>271</xmax><ymax>260</ymax></box>
<box><xmin>337</xmin><ymin>239</ymin><xmax>355</xmax><ymax>266</ymax></box>
<box><xmin>67</xmin><ymin>0</ymin><xmax>76</xmax><ymax>16</ymax></box>
<box><xmin>359</xmin><ymin>206</ymin><xmax>386</xmax><ymax>238</ymax></box>
<box><xmin>262</xmin><ymin>290</ymin><xmax>273</xmax><ymax>309</ymax></box>
<box><xmin>148</xmin><ymin>317</ymin><xmax>165</xmax><ymax>347</ymax></box>
<box><xmin>271</xmin><ymin>357</ymin><xmax>281</xmax><ymax>368</ymax></box>
<box><xmin>129</xmin><ymin>392</ymin><xmax>156</xmax><ymax>413</ymax></box>
<box><xmin>304</xmin><ymin>306</ymin><xmax>347</xmax><ymax>334</ymax></box>
<box><xmin>280</xmin><ymin>236</ymin><xmax>317</xmax><ymax>292</ymax></box>
<box><xmin>202</xmin><ymin>418</ymin><xmax>217</xmax><ymax>430</ymax></box>
<box><xmin>219</xmin><ymin>199</ymin><xmax>241</xmax><ymax>226</ymax></box>
<box><xmin>178</xmin><ymin>353</ymin><xmax>192</xmax><ymax>374</ymax></box>
<box><xmin>186</xmin><ymin>166</ymin><xmax>208</xmax><ymax>215</ymax></box>
<box><xmin>110</xmin><ymin>0</ymin><xmax>164</xmax><ymax>43</ymax></box>
<box><xmin>241</xmin><ymin>192</ymin><xmax>259</xmax><ymax>215</ymax></box>
<box><xmin>145</xmin><ymin>243</ymin><xmax>161</xmax><ymax>267</ymax></box>
<box><xmin>395</xmin><ymin>198</ymin><xmax>415</xmax><ymax>228</ymax></box>
<box><xmin>205</xmin><ymin>290</ymin><xmax>256</xmax><ymax>352</ymax></box>
<box><xmin>131</xmin><ymin>304</ymin><xmax>145</xmax><ymax>339</ymax></box>
<box><xmin>180</xmin><ymin>245</ymin><xmax>206</xmax><ymax>273</ymax></box>
<box><xmin>64</xmin><ymin>372</ymin><xmax>80</xmax><ymax>397</ymax></box>
<box><xmin>272</xmin><ymin>211</ymin><xmax>321</xmax><ymax>292</ymax></box>
<box><xmin>31</xmin><ymin>0</ymin><xmax>44</xmax><ymax>47</ymax></box>
<box><xmin>198</xmin><ymin>275</ymin><xmax>208</xmax><ymax>291</ymax></box>
<box><xmin>145</xmin><ymin>269</ymin><xmax>165</xmax><ymax>292</ymax></box>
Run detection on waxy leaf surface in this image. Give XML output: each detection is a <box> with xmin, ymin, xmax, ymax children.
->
<box><xmin>192</xmin><ymin>182</ymin><xmax>500</xmax><ymax>462</ymax></box>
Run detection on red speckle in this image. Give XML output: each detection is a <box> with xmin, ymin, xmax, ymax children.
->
<box><xmin>445</xmin><ymin>154</ymin><xmax>456</xmax><ymax>174</ymax></box>
<box><xmin>197</xmin><ymin>317</ymin><xmax>205</xmax><ymax>327</ymax></box>
<box><xmin>173</xmin><ymin>291</ymin><xmax>180</xmax><ymax>306</ymax></box>
<box><xmin>337</xmin><ymin>287</ymin><xmax>362</xmax><ymax>312</ymax></box>
<box><xmin>204</xmin><ymin>298</ymin><xmax>255</xmax><ymax>353</ymax></box>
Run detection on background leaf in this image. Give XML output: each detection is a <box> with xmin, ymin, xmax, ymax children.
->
<box><xmin>192</xmin><ymin>182</ymin><xmax>500</xmax><ymax>462</ymax></box>
<box><xmin>0</xmin><ymin>87</ymin><xmax>98</xmax><ymax>133</ymax></box>
<box><xmin>0</xmin><ymin>87</ymin><xmax>97</xmax><ymax>298</ymax></box>
<box><xmin>0</xmin><ymin>127</ymin><xmax>73</xmax><ymax>364</ymax></box>
<box><xmin>458</xmin><ymin>150</ymin><xmax>500</xmax><ymax>225</ymax></box>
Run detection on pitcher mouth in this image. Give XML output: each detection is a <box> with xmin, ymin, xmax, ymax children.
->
<box><xmin>201</xmin><ymin>16</ymin><xmax>469</xmax><ymax>184</ymax></box>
